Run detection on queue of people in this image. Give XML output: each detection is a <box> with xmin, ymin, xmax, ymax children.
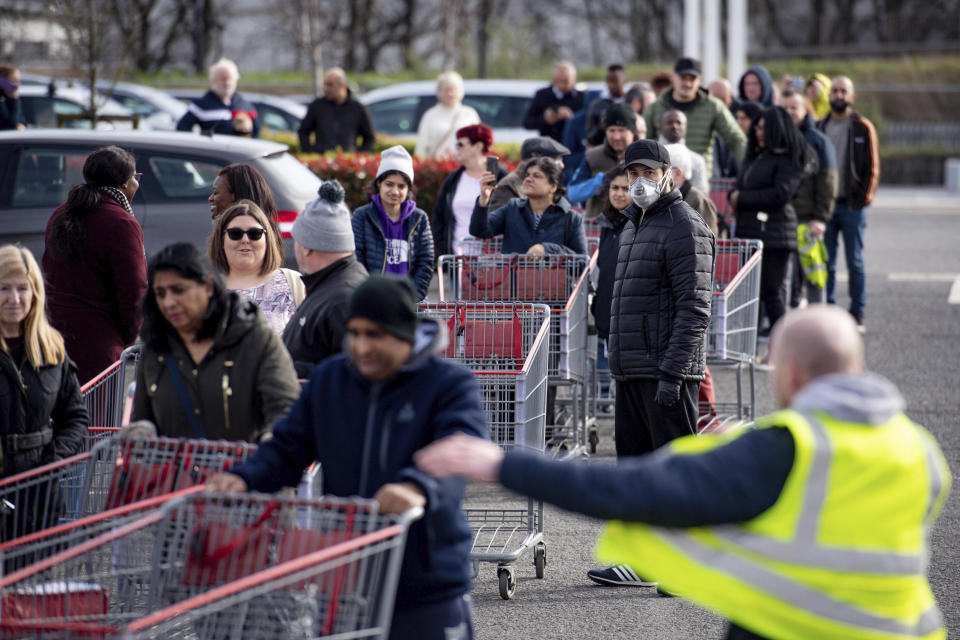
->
<box><xmin>0</xmin><ymin>56</ymin><xmax>922</xmax><ymax>640</ymax></box>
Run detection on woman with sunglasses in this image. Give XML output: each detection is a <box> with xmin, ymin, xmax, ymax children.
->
<box><xmin>208</xmin><ymin>200</ymin><xmax>304</xmax><ymax>336</ymax></box>
<box><xmin>42</xmin><ymin>145</ymin><xmax>148</xmax><ymax>384</ymax></box>
<box><xmin>133</xmin><ymin>242</ymin><xmax>299</xmax><ymax>443</ymax></box>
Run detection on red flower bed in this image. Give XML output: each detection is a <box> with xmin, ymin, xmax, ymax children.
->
<box><xmin>298</xmin><ymin>152</ymin><xmax>518</xmax><ymax>214</ymax></box>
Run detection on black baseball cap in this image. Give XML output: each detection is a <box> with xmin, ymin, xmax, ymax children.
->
<box><xmin>520</xmin><ymin>137</ymin><xmax>571</xmax><ymax>160</ymax></box>
<box><xmin>623</xmin><ymin>140</ymin><xmax>671</xmax><ymax>170</ymax></box>
<box><xmin>674</xmin><ymin>57</ymin><xmax>702</xmax><ymax>78</ymax></box>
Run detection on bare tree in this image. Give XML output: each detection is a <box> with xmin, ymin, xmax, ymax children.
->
<box><xmin>51</xmin><ymin>0</ymin><xmax>125</xmax><ymax>126</ymax></box>
<box><xmin>108</xmin><ymin>0</ymin><xmax>190</xmax><ymax>73</ymax></box>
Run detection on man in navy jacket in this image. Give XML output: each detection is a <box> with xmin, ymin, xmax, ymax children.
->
<box><xmin>209</xmin><ymin>276</ymin><xmax>488</xmax><ymax>640</ymax></box>
<box><xmin>176</xmin><ymin>58</ymin><xmax>260</xmax><ymax>137</ymax></box>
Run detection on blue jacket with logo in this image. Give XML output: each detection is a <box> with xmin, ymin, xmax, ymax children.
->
<box><xmin>231</xmin><ymin>319</ymin><xmax>487</xmax><ymax>611</ymax></box>
<box><xmin>351</xmin><ymin>201</ymin><xmax>434</xmax><ymax>301</ymax></box>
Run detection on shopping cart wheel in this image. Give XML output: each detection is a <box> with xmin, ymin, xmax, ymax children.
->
<box><xmin>498</xmin><ymin>566</ymin><xmax>516</xmax><ymax>600</ymax></box>
<box><xmin>534</xmin><ymin>543</ymin><xmax>546</xmax><ymax>579</ymax></box>
<box><xmin>588</xmin><ymin>429</ymin><xmax>599</xmax><ymax>454</ymax></box>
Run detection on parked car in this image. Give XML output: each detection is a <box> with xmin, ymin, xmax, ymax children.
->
<box><xmin>18</xmin><ymin>84</ymin><xmax>144</xmax><ymax>130</ymax></box>
<box><xmin>0</xmin><ymin>130</ymin><xmax>320</xmax><ymax>266</ymax></box>
<box><xmin>169</xmin><ymin>90</ymin><xmax>306</xmax><ymax>134</ymax></box>
<box><xmin>95</xmin><ymin>81</ymin><xmax>188</xmax><ymax>131</ymax></box>
<box><xmin>358</xmin><ymin>79</ymin><xmax>552</xmax><ymax>143</ymax></box>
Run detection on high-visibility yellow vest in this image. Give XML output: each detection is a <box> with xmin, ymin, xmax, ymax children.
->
<box><xmin>797</xmin><ymin>223</ymin><xmax>828</xmax><ymax>288</ymax></box>
<box><xmin>595</xmin><ymin>409</ymin><xmax>951</xmax><ymax>640</ymax></box>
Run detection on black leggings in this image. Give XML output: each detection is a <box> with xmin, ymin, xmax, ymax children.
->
<box><xmin>759</xmin><ymin>248</ymin><xmax>792</xmax><ymax>330</ymax></box>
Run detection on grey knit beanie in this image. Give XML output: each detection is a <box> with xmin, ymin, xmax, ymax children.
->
<box><xmin>292</xmin><ymin>180</ymin><xmax>354</xmax><ymax>252</ymax></box>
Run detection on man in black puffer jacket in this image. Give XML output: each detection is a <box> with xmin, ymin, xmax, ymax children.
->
<box><xmin>590</xmin><ymin>140</ymin><xmax>715</xmax><ymax>587</ymax></box>
<box><xmin>609</xmin><ymin>140</ymin><xmax>715</xmax><ymax>453</ymax></box>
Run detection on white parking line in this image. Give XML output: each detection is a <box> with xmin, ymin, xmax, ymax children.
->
<box><xmin>888</xmin><ymin>273</ymin><xmax>960</xmax><ymax>283</ymax></box>
<box><xmin>949</xmin><ymin>278</ymin><xmax>960</xmax><ymax>305</ymax></box>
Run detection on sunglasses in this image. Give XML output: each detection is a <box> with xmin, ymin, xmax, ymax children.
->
<box><xmin>225</xmin><ymin>227</ymin><xmax>266</xmax><ymax>241</ymax></box>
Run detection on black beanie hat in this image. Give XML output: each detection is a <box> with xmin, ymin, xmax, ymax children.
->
<box><xmin>604</xmin><ymin>103</ymin><xmax>638</xmax><ymax>136</ymax></box>
<box><xmin>347</xmin><ymin>275</ymin><xmax>419</xmax><ymax>343</ymax></box>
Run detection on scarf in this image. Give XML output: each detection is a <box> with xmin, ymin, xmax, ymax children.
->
<box><xmin>99</xmin><ymin>186</ymin><xmax>134</xmax><ymax>216</ymax></box>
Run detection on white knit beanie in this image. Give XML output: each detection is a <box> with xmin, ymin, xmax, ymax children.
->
<box><xmin>376</xmin><ymin>145</ymin><xmax>414</xmax><ymax>184</ymax></box>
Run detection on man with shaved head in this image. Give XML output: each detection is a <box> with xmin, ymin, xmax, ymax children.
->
<box><xmin>416</xmin><ymin>305</ymin><xmax>951</xmax><ymax>640</ymax></box>
<box><xmin>816</xmin><ymin>76</ymin><xmax>879</xmax><ymax>332</ymax></box>
<box><xmin>299</xmin><ymin>67</ymin><xmax>375</xmax><ymax>152</ymax></box>
<box><xmin>523</xmin><ymin>61</ymin><xmax>584</xmax><ymax>142</ymax></box>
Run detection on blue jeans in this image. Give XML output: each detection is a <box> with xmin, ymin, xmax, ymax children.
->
<box><xmin>824</xmin><ymin>200</ymin><xmax>867</xmax><ymax>316</ymax></box>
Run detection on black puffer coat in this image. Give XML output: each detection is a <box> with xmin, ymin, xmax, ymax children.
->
<box><xmin>608</xmin><ymin>190</ymin><xmax>715</xmax><ymax>381</ymax></box>
<box><xmin>1</xmin><ymin>347</ymin><xmax>87</xmax><ymax>540</ymax></box>
<box><xmin>0</xmin><ymin>348</ymin><xmax>87</xmax><ymax>477</ymax></box>
<box><xmin>734</xmin><ymin>106</ymin><xmax>805</xmax><ymax>250</ymax></box>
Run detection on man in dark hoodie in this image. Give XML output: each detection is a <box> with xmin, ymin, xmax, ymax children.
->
<box><xmin>737</xmin><ymin>65</ymin><xmax>776</xmax><ymax>107</ymax></box>
<box><xmin>210</xmin><ymin>275</ymin><xmax>488</xmax><ymax>640</ymax></box>
<box><xmin>645</xmin><ymin>57</ymin><xmax>746</xmax><ymax>177</ymax></box>
<box><xmin>416</xmin><ymin>304</ymin><xmax>951</xmax><ymax>640</ymax></box>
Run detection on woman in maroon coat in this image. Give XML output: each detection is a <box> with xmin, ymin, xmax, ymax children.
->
<box><xmin>42</xmin><ymin>146</ymin><xmax>147</xmax><ymax>384</ymax></box>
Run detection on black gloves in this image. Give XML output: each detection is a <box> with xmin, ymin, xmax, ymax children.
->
<box><xmin>655</xmin><ymin>378</ymin><xmax>681</xmax><ymax>407</ymax></box>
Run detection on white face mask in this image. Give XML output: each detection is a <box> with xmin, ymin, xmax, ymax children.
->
<box><xmin>629</xmin><ymin>172</ymin><xmax>669</xmax><ymax>209</ymax></box>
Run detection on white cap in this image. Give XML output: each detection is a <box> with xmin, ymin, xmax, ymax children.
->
<box><xmin>376</xmin><ymin>145</ymin><xmax>414</xmax><ymax>184</ymax></box>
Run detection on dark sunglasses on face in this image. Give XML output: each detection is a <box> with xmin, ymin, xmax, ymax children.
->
<box><xmin>225</xmin><ymin>227</ymin><xmax>266</xmax><ymax>241</ymax></box>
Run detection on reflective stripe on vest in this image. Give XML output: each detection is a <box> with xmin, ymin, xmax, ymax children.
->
<box><xmin>595</xmin><ymin>409</ymin><xmax>949</xmax><ymax>640</ymax></box>
<box><xmin>654</xmin><ymin>529</ymin><xmax>944</xmax><ymax>638</ymax></box>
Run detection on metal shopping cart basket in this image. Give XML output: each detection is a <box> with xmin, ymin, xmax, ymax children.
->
<box><xmin>0</xmin><ymin>436</ymin><xmax>255</xmax><ymax>543</ymax></box>
<box><xmin>418</xmin><ymin>302</ymin><xmax>550</xmax><ymax>599</ymax></box>
<box><xmin>706</xmin><ymin>238</ymin><xmax>763</xmax><ymax>421</ymax></box>
<box><xmin>709</xmin><ymin>177</ymin><xmax>737</xmax><ymax>236</ymax></box>
<box><xmin>79</xmin><ymin>345</ymin><xmax>142</xmax><ymax>442</ymax></box>
<box><xmin>438</xmin><ymin>253</ymin><xmax>594</xmax><ymax>454</ymax></box>
<box><xmin>0</xmin><ymin>493</ymin><xmax>421</xmax><ymax>640</ymax></box>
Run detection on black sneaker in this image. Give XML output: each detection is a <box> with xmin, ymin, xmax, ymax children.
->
<box><xmin>587</xmin><ymin>565</ymin><xmax>656</xmax><ymax>587</ymax></box>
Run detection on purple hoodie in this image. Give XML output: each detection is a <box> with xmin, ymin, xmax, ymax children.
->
<box><xmin>373</xmin><ymin>194</ymin><xmax>416</xmax><ymax>276</ymax></box>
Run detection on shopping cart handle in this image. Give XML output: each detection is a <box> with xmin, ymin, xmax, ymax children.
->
<box><xmin>396</xmin><ymin>506</ymin><xmax>424</xmax><ymax>527</ymax></box>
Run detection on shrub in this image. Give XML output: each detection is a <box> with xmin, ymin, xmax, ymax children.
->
<box><xmin>297</xmin><ymin>152</ymin><xmax>519</xmax><ymax>214</ymax></box>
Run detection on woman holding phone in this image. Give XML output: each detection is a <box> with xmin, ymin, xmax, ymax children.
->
<box><xmin>430</xmin><ymin>124</ymin><xmax>506</xmax><ymax>257</ymax></box>
<box><xmin>351</xmin><ymin>145</ymin><xmax>435</xmax><ymax>301</ymax></box>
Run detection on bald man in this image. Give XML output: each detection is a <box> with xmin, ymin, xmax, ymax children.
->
<box><xmin>416</xmin><ymin>305</ymin><xmax>950</xmax><ymax>640</ymax></box>
<box><xmin>299</xmin><ymin>67</ymin><xmax>375</xmax><ymax>152</ymax></box>
<box><xmin>523</xmin><ymin>61</ymin><xmax>584</xmax><ymax>142</ymax></box>
<box><xmin>708</xmin><ymin>78</ymin><xmax>733</xmax><ymax>108</ymax></box>
<box><xmin>816</xmin><ymin>76</ymin><xmax>879</xmax><ymax>331</ymax></box>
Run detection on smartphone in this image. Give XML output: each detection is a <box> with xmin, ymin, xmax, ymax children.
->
<box><xmin>0</xmin><ymin>77</ymin><xmax>17</xmax><ymax>93</ymax></box>
<box><xmin>486</xmin><ymin>155</ymin><xmax>498</xmax><ymax>174</ymax></box>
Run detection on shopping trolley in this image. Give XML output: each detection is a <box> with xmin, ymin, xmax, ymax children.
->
<box><xmin>705</xmin><ymin>238</ymin><xmax>763</xmax><ymax>421</ymax></box>
<box><xmin>0</xmin><ymin>493</ymin><xmax>421</xmax><ymax>640</ymax></box>
<box><xmin>709</xmin><ymin>177</ymin><xmax>737</xmax><ymax>236</ymax></box>
<box><xmin>438</xmin><ymin>253</ymin><xmax>594</xmax><ymax>455</ymax></box>
<box><xmin>79</xmin><ymin>344</ymin><xmax>142</xmax><ymax>436</ymax></box>
<box><xmin>0</xmin><ymin>436</ymin><xmax>255</xmax><ymax>543</ymax></box>
<box><xmin>418</xmin><ymin>302</ymin><xmax>550</xmax><ymax>599</ymax></box>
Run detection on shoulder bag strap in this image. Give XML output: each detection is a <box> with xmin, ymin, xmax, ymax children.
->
<box><xmin>165</xmin><ymin>355</ymin><xmax>208</xmax><ymax>439</ymax></box>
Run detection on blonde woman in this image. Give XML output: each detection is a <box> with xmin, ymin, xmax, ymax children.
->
<box><xmin>0</xmin><ymin>245</ymin><xmax>87</xmax><ymax>536</ymax></box>
<box><xmin>208</xmin><ymin>200</ymin><xmax>305</xmax><ymax>336</ymax></box>
<box><xmin>414</xmin><ymin>71</ymin><xmax>481</xmax><ymax>160</ymax></box>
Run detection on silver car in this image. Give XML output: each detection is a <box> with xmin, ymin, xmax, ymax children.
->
<box><xmin>0</xmin><ymin>130</ymin><xmax>320</xmax><ymax>266</ymax></box>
